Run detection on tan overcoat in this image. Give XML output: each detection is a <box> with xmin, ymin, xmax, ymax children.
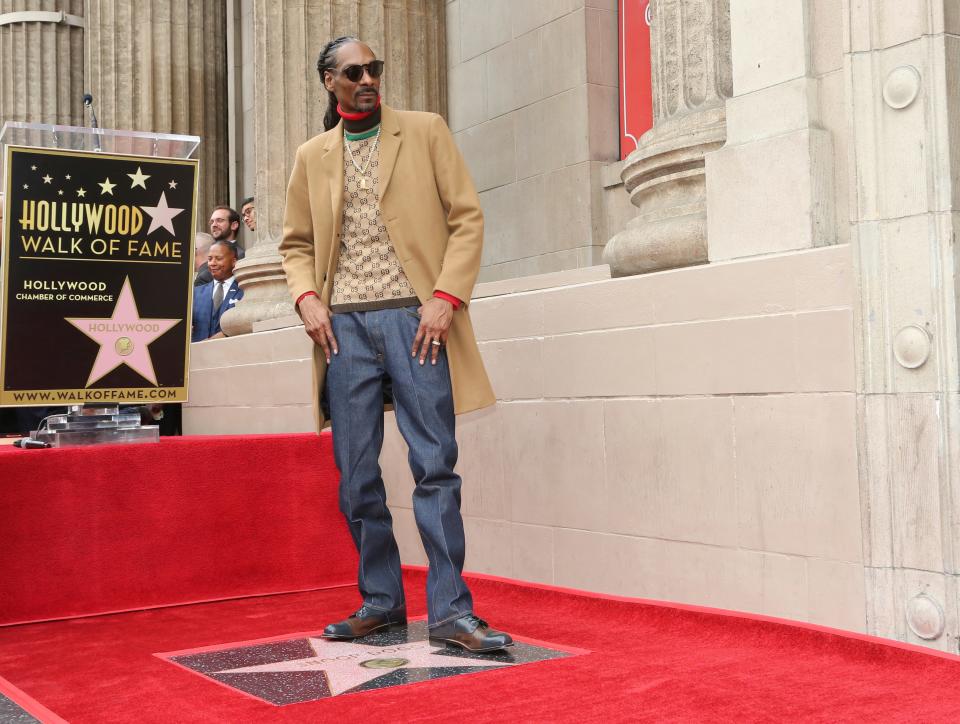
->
<box><xmin>279</xmin><ymin>104</ymin><xmax>495</xmax><ymax>430</ymax></box>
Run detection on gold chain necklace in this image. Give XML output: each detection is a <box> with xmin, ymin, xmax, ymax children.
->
<box><xmin>345</xmin><ymin>127</ymin><xmax>381</xmax><ymax>190</ymax></box>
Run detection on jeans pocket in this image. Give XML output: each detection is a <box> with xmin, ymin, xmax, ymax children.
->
<box><xmin>402</xmin><ymin>307</ymin><xmax>421</xmax><ymax>320</ymax></box>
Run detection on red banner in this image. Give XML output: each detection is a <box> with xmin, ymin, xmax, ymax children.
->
<box><xmin>618</xmin><ymin>0</ymin><xmax>653</xmax><ymax>159</ymax></box>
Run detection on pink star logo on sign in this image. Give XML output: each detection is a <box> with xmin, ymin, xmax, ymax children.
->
<box><xmin>66</xmin><ymin>277</ymin><xmax>180</xmax><ymax>386</ymax></box>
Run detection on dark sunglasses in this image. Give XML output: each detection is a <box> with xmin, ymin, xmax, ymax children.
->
<box><xmin>335</xmin><ymin>60</ymin><xmax>385</xmax><ymax>83</ymax></box>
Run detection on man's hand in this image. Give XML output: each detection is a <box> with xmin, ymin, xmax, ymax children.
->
<box><xmin>411</xmin><ymin>297</ymin><xmax>454</xmax><ymax>366</ymax></box>
<box><xmin>300</xmin><ymin>295</ymin><xmax>338</xmax><ymax>362</ymax></box>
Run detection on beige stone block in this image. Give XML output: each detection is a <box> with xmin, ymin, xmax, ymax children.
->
<box><xmin>735</xmin><ymin>394</ymin><xmax>862</xmax><ymax>561</ymax></box>
<box><xmin>796</xmin><ymin>309</ymin><xmax>855</xmax><ymax>392</ymax></box>
<box><xmin>892</xmin><ymin>569</ymin><xmax>958</xmax><ymax>652</ymax></box>
<box><xmin>446</xmin><ymin>0</ymin><xmax>461</xmax><ymax>67</ymax></box>
<box><xmin>502</xmin><ymin>401</ymin><xmax>606</xmax><ymax>530</ymax></box>
<box><xmin>187</xmin><ymin>358</ymin><xmax>313</xmax><ymax>408</ymax></box>
<box><xmin>512</xmin><ymin>523</ymin><xmax>554</xmax><ymax>585</ymax></box>
<box><xmin>544</xmin><ymin>162</ymin><xmax>593</xmax><ymax>253</ymax></box>
<box><xmin>473</xmin><ymin>264</ymin><xmax>610</xmax><ymax>298</ymax></box>
<box><xmin>470</xmin><ymin>292</ymin><xmax>544</xmax><ymax>341</ymax></box>
<box><xmin>459</xmin><ymin>0</ymin><xmax>512</xmax><ymax>60</ymax></box>
<box><xmin>513</xmin><ymin>28</ymin><xmax>545</xmax><ymax>110</ymax></box>
<box><xmin>454</xmin><ymin>115</ymin><xmax>516</xmax><ymax>191</ymax></box>
<box><xmin>874</xmin><ymin>0</ymin><xmax>939</xmax><ymax>49</ymax></box>
<box><xmin>448</xmin><ymin>54</ymin><xmax>486</xmax><ymax>132</ymax></box>
<box><xmin>500</xmin><ymin>403</ymin><xmax>554</xmax><ymax>527</ymax></box>
<box><xmin>392</xmin><ymin>506</ymin><xmax>428</xmax><ymax>566</ymax></box>
<box><xmin>724</xmin><ymin>77</ymin><xmax>821</xmax><ymax>145</ymax></box>
<box><xmin>654</xmin><ymin>315</ymin><xmax>797</xmax><ymax>395</ymax></box>
<box><xmin>872</xmin><ymin>42</ymin><xmax>932</xmax><ymax>219</ymax></box>
<box><xmin>541</xmin><ymin>9</ymin><xmax>587</xmax><ymax>97</ymax></box>
<box><xmin>514</xmin><ymin>173</ymin><xmax>549</xmax><ymax>257</ymax></box>
<box><xmin>543</xmin><ymin>327</ymin><xmax>657</xmax><ymax>398</ymax></box>
<box><xmin>479</xmin><ymin>183</ymin><xmax>520</xmax><ymax>266</ymax></box>
<box><xmin>541</xmin><ymin>88</ymin><xmax>591</xmax><ymax>171</ymax></box>
<box><xmin>707</xmin><ymin>129</ymin><xmax>836</xmax><ymax>261</ymax></box>
<box><xmin>792</xmin><ymin>245</ymin><xmax>853</xmax><ymax>310</ymax></box>
<box><xmin>864</xmin><ymin>566</ymin><xmax>898</xmax><ymax>638</ymax></box>
<box><xmin>189</xmin><ymin>327</ymin><xmax>311</xmax><ymax>370</ymax></box>
<box><xmin>512</xmin><ymin>0</ymin><xmax>583</xmax><ymax>37</ymax></box>
<box><xmin>603</xmin><ymin>534</ymin><xmax>668</xmax><ymax>600</ymax></box>
<box><xmin>485</xmin><ymin>40</ymin><xmax>519</xmax><ymax>119</ymax></box>
<box><xmin>886</xmin><ymin>395</ymin><xmax>946</xmax><ymax>573</ymax></box>
<box><xmin>807</xmin><ymin>559</ymin><xmax>866</xmax><ymax>632</ymax></box>
<box><xmin>658</xmin><ymin>397</ymin><xmax>738</xmax><ymax>547</ymax></box>
<box><xmin>647</xmin><ymin>256</ymin><xmax>796</xmax><ymax>325</ymax></box>
<box><xmin>585</xmin><ymin>7</ymin><xmax>618</xmax><ymax>87</ymax></box>
<box><xmin>811</xmin><ymin>0</ymin><xmax>843</xmax><ymax>75</ymax></box>
<box><xmin>479</xmin><ymin>338</ymin><xmax>543</xmax><ymax>400</ymax></box>
<box><xmin>463</xmin><ymin>517</ymin><xmax>514</xmax><ymax>577</ymax></box>
<box><xmin>760</xmin><ymin>553</ymin><xmax>809</xmax><ymax>622</ymax></box>
<box><xmin>730</xmin><ymin>0</ymin><xmax>810</xmax><ymax>95</ymax></box>
<box><xmin>181</xmin><ymin>404</ymin><xmax>315</xmax><ymax>435</ymax></box>
<box><xmin>456</xmin><ymin>405</ymin><xmax>507</xmax><ymax>519</ymax></box>
<box><xmin>588</xmin><ymin>82</ymin><xmax>620</xmax><ymax>162</ymax></box>
<box><xmin>816</xmin><ymin>72</ymin><xmax>850</xmax><ymax>244</ymax></box>
<box><xmin>603</xmin><ymin>399</ymin><xmax>662</xmax><ymax>538</ymax></box>
<box><xmin>539</xmin><ymin>276</ymin><xmax>655</xmax><ymax>336</ymax></box>
<box><xmin>659</xmin><ymin>541</ymin><xmax>763</xmax><ymax>613</ymax></box>
<box><xmin>513</xmin><ymin>100</ymin><xmax>550</xmax><ymax>179</ymax></box>
<box><xmin>553</xmin><ymin>528</ymin><xmax>608</xmax><ymax>592</ymax></box>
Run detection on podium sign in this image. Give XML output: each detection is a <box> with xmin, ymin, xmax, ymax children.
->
<box><xmin>0</xmin><ymin>124</ymin><xmax>199</xmax><ymax>407</ymax></box>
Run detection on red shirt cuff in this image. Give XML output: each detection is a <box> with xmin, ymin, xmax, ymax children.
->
<box><xmin>433</xmin><ymin>290</ymin><xmax>461</xmax><ymax>310</ymax></box>
<box><xmin>296</xmin><ymin>291</ymin><xmax>318</xmax><ymax>308</ymax></box>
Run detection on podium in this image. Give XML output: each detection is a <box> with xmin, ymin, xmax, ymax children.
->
<box><xmin>0</xmin><ymin>122</ymin><xmax>200</xmax><ymax>446</ymax></box>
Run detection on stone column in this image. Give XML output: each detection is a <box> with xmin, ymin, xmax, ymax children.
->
<box><xmin>846</xmin><ymin>1</ymin><xmax>960</xmax><ymax>653</ymax></box>
<box><xmin>221</xmin><ymin>0</ymin><xmax>446</xmax><ymax>336</ymax></box>
<box><xmin>0</xmin><ymin>1</ymin><xmax>85</xmax><ymax>128</ymax></box>
<box><xmin>603</xmin><ymin>0</ymin><xmax>732</xmax><ymax>277</ymax></box>
<box><xmin>85</xmin><ymin>0</ymin><xmax>229</xmax><ymax>228</ymax></box>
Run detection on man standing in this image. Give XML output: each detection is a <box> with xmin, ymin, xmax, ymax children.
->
<box><xmin>193</xmin><ymin>231</ymin><xmax>215</xmax><ymax>287</ymax></box>
<box><xmin>192</xmin><ymin>241</ymin><xmax>243</xmax><ymax>342</ymax></box>
<box><xmin>208</xmin><ymin>205</ymin><xmax>245</xmax><ymax>260</ymax></box>
<box><xmin>280</xmin><ymin>37</ymin><xmax>511</xmax><ymax>653</ymax></box>
<box><xmin>240</xmin><ymin>196</ymin><xmax>256</xmax><ymax>233</ymax></box>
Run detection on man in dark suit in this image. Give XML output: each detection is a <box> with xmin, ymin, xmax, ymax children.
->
<box><xmin>192</xmin><ymin>241</ymin><xmax>243</xmax><ymax>342</ymax></box>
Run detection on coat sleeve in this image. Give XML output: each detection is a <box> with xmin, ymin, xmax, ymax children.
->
<box><xmin>428</xmin><ymin>113</ymin><xmax>484</xmax><ymax>306</ymax></box>
<box><xmin>279</xmin><ymin>145</ymin><xmax>320</xmax><ymax>306</ymax></box>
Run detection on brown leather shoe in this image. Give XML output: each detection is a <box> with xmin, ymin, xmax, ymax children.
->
<box><xmin>322</xmin><ymin>605</ymin><xmax>407</xmax><ymax>640</ymax></box>
<box><xmin>428</xmin><ymin>614</ymin><xmax>513</xmax><ymax>653</ymax></box>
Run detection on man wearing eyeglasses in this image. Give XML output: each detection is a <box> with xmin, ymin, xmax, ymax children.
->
<box><xmin>280</xmin><ymin>37</ymin><xmax>510</xmax><ymax>653</ymax></box>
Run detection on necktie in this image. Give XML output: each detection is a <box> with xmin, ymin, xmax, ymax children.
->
<box><xmin>212</xmin><ymin>281</ymin><xmax>224</xmax><ymax>311</ymax></box>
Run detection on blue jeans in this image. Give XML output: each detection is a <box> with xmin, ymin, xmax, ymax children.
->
<box><xmin>326</xmin><ymin>306</ymin><xmax>474</xmax><ymax>627</ymax></box>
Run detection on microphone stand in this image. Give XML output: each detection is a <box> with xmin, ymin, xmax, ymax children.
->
<box><xmin>83</xmin><ymin>93</ymin><xmax>101</xmax><ymax>152</ymax></box>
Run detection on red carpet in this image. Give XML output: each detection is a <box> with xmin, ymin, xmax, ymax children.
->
<box><xmin>0</xmin><ymin>434</ymin><xmax>357</xmax><ymax>625</ymax></box>
<box><xmin>0</xmin><ymin>567</ymin><xmax>959</xmax><ymax>722</ymax></box>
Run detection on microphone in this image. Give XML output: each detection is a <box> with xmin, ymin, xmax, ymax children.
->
<box><xmin>83</xmin><ymin>92</ymin><xmax>101</xmax><ymax>151</ymax></box>
<box><xmin>13</xmin><ymin>438</ymin><xmax>51</xmax><ymax>449</ymax></box>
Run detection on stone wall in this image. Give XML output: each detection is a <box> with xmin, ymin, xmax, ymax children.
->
<box><xmin>380</xmin><ymin>245</ymin><xmax>865</xmax><ymax>632</ymax></box>
<box><xmin>446</xmin><ymin>0</ymin><xmax>620</xmax><ymax>282</ymax></box>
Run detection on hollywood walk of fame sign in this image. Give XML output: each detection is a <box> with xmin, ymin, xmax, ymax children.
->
<box><xmin>159</xmin><ymin>621</ymin><xmax>586</xmax><ymax>706</ymax></box>
<box><xmin>0</xmin><ymin>145</ymin><xmax>198</xmax><ymax>406</ymax></box>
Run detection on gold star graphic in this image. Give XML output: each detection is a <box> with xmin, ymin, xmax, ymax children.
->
<box><xmin>57</xmin><ymin>189</ymin><xmax>64</xmax><ymax>196</ymax></box>
<box><xmin>128</xmin><ymin>166</ymin><xmax>150</xmax><ymax>189</ymax></box>
<box><xmin>30</xmin><ymin>165</ymin><xmax>37</xmax><ymax>171</ymax></box>
<box><xmin>76</xmin><ymin>187</ymin><xmax>87</xmax><ymax>198</ymax></box>
<box><xmin>42</xmin><ymin>174</ymin><xmax>52</xmax><ymax>184</ymax></box>
<box><xmin>65</xmin><ymin>174</ymin><xmax>72</xmax><ymax>180</ymax></box>
<box><xmin>99</xmin><ymin>178</ymin><xmax>116</xmax><ymax>195</ymax></box>
<box><xmin>22</xmin><ymin>183</ymin><xmax>28</xmax><ymax>190</ymax></box>
<box><xmin>168</xmin><ymin>180</ymin><xmax>178</xmax><ymax>189</ymax></box>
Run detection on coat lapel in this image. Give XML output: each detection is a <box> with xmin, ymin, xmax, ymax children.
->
<box><xmin>377</xmin><ymin>105</ymin><xmax>402</xmax><ymax>198</ymax></box>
